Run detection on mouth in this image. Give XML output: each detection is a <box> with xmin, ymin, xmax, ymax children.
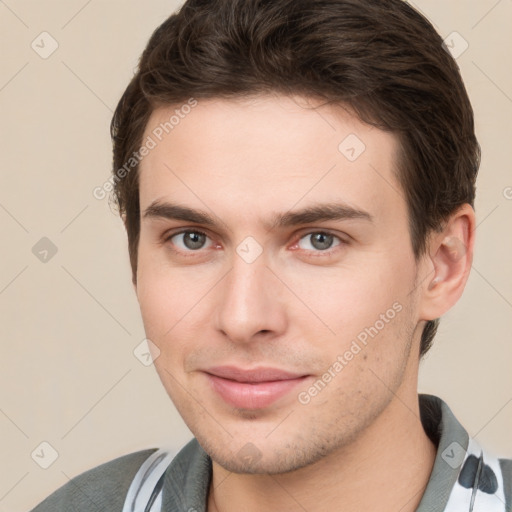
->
<box><xmin>203</xmin><ymin>366</ymin><xmax>311</xmax><ymax>410</ymax></box>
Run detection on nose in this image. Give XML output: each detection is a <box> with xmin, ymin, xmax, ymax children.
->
<box><xmin>214</xmin><ymin>253</ymin><xmax>287</xmax><ymax>344</ymax></box>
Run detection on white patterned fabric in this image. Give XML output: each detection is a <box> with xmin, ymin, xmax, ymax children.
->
<box><xmin>443</xmin><ymin>437</ymin><xmax>506</xmax><ymax>512</ymax></box>
<box><xmin>122</xmin><ymin>448</ymin><xmax>176</xmax><ymax>512</ymax></box>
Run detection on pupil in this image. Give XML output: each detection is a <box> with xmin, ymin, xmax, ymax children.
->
<box><xmin>312</xmin><ymin>233</ymin><xmax>332</xmax><ymax>250</ymax></box>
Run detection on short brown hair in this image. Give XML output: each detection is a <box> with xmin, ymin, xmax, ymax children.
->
<box><xmin>110</xmin><ymin>0</ymin><xmax>480</xmax><ymax>358</ymax></box>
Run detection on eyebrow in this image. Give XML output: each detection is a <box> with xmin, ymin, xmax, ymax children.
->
<box><xmin>269</xmin><ymin>203</ymin><xmax>373</xmax><ymax>229</ymax></box>
<box><xmin>142</xmin><ymin>200</ymin><xmax>373</xmax><ymax>230</ymax></box>
<box><xmin>143</xmin><ymin>202</ymin><xmax>219</xmax><ymax>227</ymax></box>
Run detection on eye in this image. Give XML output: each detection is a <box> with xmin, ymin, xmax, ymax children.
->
<box><xmin>167</xmin><ymin>230</ymin><xmax>214</xmax><ymax>251</ymax></box>
<box><xmin>296</xmin><ymin>232</ymin><xmax>342</xmax><ymax>252</ymax></box>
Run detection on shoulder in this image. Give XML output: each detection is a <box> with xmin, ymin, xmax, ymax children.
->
<box><xmin>30</xmin><ymin>448</ymin><xmax>158</xmax><ymax>512</ymax></box>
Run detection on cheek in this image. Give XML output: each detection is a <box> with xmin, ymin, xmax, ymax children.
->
<box><xmin>136</xmin><ymin>259</ymin><xmax>218</xmax><ymax>375</ymax></box>
<box><xmin>283</xmin><ymin>257</ymin><xmax>412</xmax><ymax>334</ymax></box>
<box><xmin>136</xmin><ymin>274</ymin><xmax>192</xmax><ymax>384</ymax></box>
<box><xmin>137</xmin><ymin>270</ymin><xmax>175</xmax><ymax>337</ymax></box>
<box><xmin>280</xmin><ymin>261</ymin><xmax>416</xmax><ymax>378</ymax></box>
<box><xmin>136</xmin><ymin>247</ymin><xmax>203</xmax><ymax>334</ymax></box>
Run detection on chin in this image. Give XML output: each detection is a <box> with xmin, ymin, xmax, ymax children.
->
<box><xmin>199</xmin><ymin>433</ymin><xmax>336</xmax><ymax>475</ymax></box>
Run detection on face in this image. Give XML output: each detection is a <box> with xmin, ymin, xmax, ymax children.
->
<box><xmin>135</xmin><ymin>94</ymin><xmax>425</xmax><ymax>474</ymax></box>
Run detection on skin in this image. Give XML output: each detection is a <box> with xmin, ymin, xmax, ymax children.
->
<box><xmin>133</xmin><ymin>93</ymin><xmax>475</xmax><ymax>512</ymax></box>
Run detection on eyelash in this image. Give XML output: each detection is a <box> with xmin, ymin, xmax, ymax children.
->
<box><xmin>163</xmin><ymin>229</ymin><xmax>347</xmax><ymax>258</ymax></box>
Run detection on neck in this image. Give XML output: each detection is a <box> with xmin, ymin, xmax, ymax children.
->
<box><xmin>207</xmin><ymin>389</ymin><xmax>437</xmax><ymax>512</ymax></box>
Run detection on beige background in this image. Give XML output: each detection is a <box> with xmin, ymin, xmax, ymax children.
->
<box><xmin>1</xmin><ymin>1</ymin><xmax>511</xmax><ymax>510</ymax></box>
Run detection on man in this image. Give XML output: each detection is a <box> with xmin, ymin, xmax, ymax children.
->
<box><xmin>31</xmin><ymin>0</ymin><xmax>511</xmax><ymax>511</ymax></box>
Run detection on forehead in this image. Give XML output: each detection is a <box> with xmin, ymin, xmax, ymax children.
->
<box><xmin>138</xmin><ymin>94</ymin><xmax>404</xmax><ymax>226</ymax></box>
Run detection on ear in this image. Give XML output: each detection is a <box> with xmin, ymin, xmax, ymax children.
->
<box><xmin>418</xmin><ymin>203</ymin><xmax>476</xmax><ymax>321</ymax></box>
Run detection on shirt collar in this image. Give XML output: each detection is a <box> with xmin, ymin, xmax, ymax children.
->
<box><xmin>416</xmin><ymin>393</ymin><xmax>470</xmax><ymax>511</ymax></box>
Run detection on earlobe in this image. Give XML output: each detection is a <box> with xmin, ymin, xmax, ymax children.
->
<box><xmin>419</xmin><ymin>204</ymin><xmax>475</xmax><ymax>321</ymax></box>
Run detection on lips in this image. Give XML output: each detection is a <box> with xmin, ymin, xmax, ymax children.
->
<box><xmin>205</xmin><ymin>366</ymin><xmax>306</xmax><ymax>382</ymax></box>
<box><xmin>203</xmin><ymin>365</ymin><xmax>310</xmax><ymax>409</ymax></box>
